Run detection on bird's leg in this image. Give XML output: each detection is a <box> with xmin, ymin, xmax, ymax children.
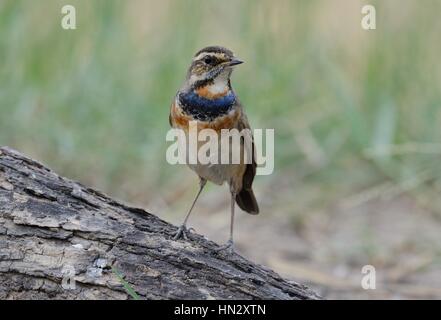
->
<box><xmin>173</xmin><ymin>178</ymin><xmax>206</xmax><ymax>240</ymax></box>
<box><xmin>215</xmin><ymin>190</ymin><xmax>236</xmax><ymax>253</ymax></box>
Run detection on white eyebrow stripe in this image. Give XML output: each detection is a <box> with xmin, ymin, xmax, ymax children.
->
<box><xmin>193</xmin><ymin>52</ymin><xmax>226</xmax><ymax>61</ymax></box>
<box><xmin>193</xmin><ymin>52</ymin><xmax>210</xmax><ymax>61</ymax></box>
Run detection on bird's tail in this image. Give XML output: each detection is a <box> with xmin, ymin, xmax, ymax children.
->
<box><xmin>236</xmin><ymin>188</ymin><xmax>259</xmax><ymax>214</ymax></box>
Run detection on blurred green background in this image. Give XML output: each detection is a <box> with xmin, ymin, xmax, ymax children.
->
<box><xmin>1</xmin><ymin>0</ymin><xmax>441</xmax><ymax>298</ymax></box>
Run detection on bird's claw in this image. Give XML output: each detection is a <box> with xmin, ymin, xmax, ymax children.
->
<box><xmin>215</xmin><ymin>239</ymin><xmax>235</xmax><ymax>254</ymax></box>
<box><xmin>173</xmin><ymin>225</ymin><xmax>194</xmax><ymax>241</ymax></box>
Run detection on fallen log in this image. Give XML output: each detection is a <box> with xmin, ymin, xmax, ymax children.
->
<box><xmin>0</xmin><ymin>146</ymin><xmax>320</xmax><ymax>300</ymax></box>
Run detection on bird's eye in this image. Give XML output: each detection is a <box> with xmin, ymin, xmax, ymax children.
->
<box><xmin>203</xmin><ymin>56</ymin><xmax>215</xmax><ymax>65</ymax></box>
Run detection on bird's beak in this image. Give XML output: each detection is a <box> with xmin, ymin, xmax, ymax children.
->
<box><xmin>228</xmin><ymin>58</ymin><xmax>244</xmax><ymax>66</ymax></box>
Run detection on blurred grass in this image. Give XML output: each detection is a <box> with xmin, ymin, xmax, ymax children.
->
<box><xmin>0</xmin><ymin>0</ymin><xmax>441</xmax><ymax>218</ymax></box>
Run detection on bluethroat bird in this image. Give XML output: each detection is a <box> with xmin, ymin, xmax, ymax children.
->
<box><xmin>169</xmin><ymin>46</ymin><xmax>259</xmax><ymax>253</ymax></box>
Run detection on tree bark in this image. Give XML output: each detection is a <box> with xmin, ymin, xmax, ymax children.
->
<box><xmin>0</xmin><ymin>146</ymin><xmax>320</xmax><ymax>300</ymax></box>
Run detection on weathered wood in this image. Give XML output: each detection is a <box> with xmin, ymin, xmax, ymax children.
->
<box><xmin>0</xmin><ymin>146</ymin><xmax>320</xmax><ymax>300</ymax></box>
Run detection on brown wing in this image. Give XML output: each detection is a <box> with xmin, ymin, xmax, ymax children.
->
<box><xmin>169</xmin><ymin>97</ymin><xmax>181</xmax><ymax>128</ymax></box>
<box><xmin>169</xmin><ymin>99</ymin><xmax>175</xmax><ymax>127</ymax></box>
<box><xmin>235</xmin><ymin>106</ymin><xmax>259</xmax><ymax>214</ymax></box>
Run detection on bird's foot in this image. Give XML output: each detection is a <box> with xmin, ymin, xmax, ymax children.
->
<box><xmin>215</xmin><ymin>239</ymin><xmax>235</xmax><ymax>254</ymax></box>
<box><xmin>173</xmin><ymin>225</ymin><xmax>195</xmax><ymax>241</ymax></box>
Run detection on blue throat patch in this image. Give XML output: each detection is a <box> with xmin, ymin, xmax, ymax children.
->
<box><xmin>178</xmin><ymin>90</ymin><xmax>236</xmax><ymax>121</ymax></box>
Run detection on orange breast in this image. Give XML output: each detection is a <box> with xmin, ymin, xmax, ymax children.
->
<box><xmin>203</xmin><ymin>109</ymin><xmax>241</xmax><ymax>131</ymax></box>
<box><xmin>170</xmin><ymin>102</ymin><xmax>192</xmax><ymax>129</ymax></box>
<box><xmin>195</xmin><ymin>86</ymin><xmax>229</xmax><ymax>100</ymax></box>
<box><xmin>170</xmin><ymin>101</ymin><xmax>241</xmax><ymax>132</ymax></box>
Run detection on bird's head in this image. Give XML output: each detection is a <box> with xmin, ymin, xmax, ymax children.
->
<box><xmin>185</xmin><ymin>46</ymin><xmax>243</xmax><ymax>89</ymax></box>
